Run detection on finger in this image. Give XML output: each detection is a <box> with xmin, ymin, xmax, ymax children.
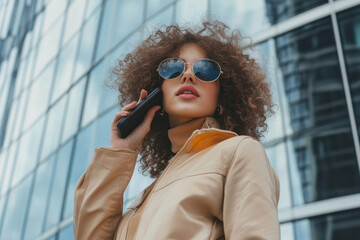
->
<box><xmin>111</xmin><ymin>110</ymin><xmax>130</xmax><ymax>127</ymax></box>
<box><xmin>137</xmin><ymin>89</ymin><xmax>148</xmax><ymax>104</ymax></box>
<box><xmin>122</xmin><ymin>101</ymin><xmax>137</xmax><ymax>111</ymax></box>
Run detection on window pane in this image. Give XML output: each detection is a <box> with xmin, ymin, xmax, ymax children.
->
<box><xmin>51</xmin><ymin>34</ymin><xmax>80</xmax><ymax>104</ymax></box>
<box><xmin>3</xmin><ymin>98</ymin><xmax>19</xmax><ymax>149</ymax></box>
<box><xmin>263</xmin><ymin>0</ymin><xmax>327</xmax><ymax>25</ymax></box>
<box><xmin>81</xmin><ymin>60</ymin><xmax>104</xmax><ymax>127</ymax></box>
<box><xmin>35</xmin><ymin>16</ymin><xmax>64</xmax><ymax>77</ymax></box>
<box><xmin>85</xmin><ymin>0</ymin><xmax>101</xmax><ymax>19</ymax></box>
<box><xmin>265</xmin><ymin>142</ymin><xmax>291</xmax><ymax>209</ymax></box>
<box><xmin>338</xmin><ymin>7</ymin><xmax>360</xmax><ymax>144</ymax></box>
<box><xmin>62</xmin><ymin>0</ymin><xmax>86</xmax><ymax>45</ymax></box>
<box><xmin>145</xmin><ymin>4</ymin><xmax>173</xmax><ymax>31</ymax></box>
<box><xmin>109</xmin><ymin>0</ymin><xmax>144</xmax><ymax>49</ymax></box>
<box><xmin>210</xmin><ymin>0</ymin><xmax>269</xmax><ymax>36</ymax></box>
<box><xmin>1</xmin><ymin>142</ymin><xmax>18</xmax><ymax>195</ymax></box>
<box><xmin>275</xmin><ymin>18</ymin><xmax>360</xmax><ymax>205</ymax></box>
<box><xmin>0</xmin><ymin>196</ymin><xmax>5</xmax><ymax>230</ymax></box>
<box><xmin>73</xmin><ymin>7</ymin><xmax>100</xmax><ymax>81</ymax></box>
<box><xmin>42</xmin><ymin>0</ymin><xmax>68</xmax><ymax>33</ymax></box>
<box><xmin>176</xmin><ymin>0</ymin><xmax>207</xmax><ymax>25</ymax></box>
<box><xmin>0</xmin><ymin>176</ymin><xmax>32</xmax><ymax>240</ymax></box>
<box><xmin>23</xmin><ymin>61</ymin><xmax>55</xmax><ymax>130</ymax></box>
<box><xmin>23</xmin><ymin>48</ymin><xmax>37</xmax><ymax>88</ymax></box>
<box><xmin>45</xmin><ymin>139</ymin><xmax>73</xmax><ymax>230</ymax></box>
<box><xmin>146</xmin><ymin>0</ymin><xmax>175</xmax><ymax>19</ymax></box>
<box><xmin>93</xmin><ymin>107</ymin><xmax>117</xmax><ymax>148</ymax></box>
<box><xmin>281</xmin><ymin>223</ymin><xmax>295</xmax><ymax>240</ymax></box>
<box><xmin>94</xmin><ymin>0</ymin><xmax>114</xmax><ymax>61</ymax></box>
<box><xmin>12</xmin><ymin>117</ymin><xmax>45</xmax><ymax>187</ymax></box>
<box><xmin>253</xmin><ymin>40</ymin><xmax>286</xmax><ymax>142</ymax></box>
<box><xmin>24</xmin><ymin>155</ymin><xmax>56</xmax><ymax>240</ymax></box>
<box><xmin>14</xmin><ymin>58</ymin><xmax>27</xmax><ymax>99</ymax></box>
<box><xmin>12</xmin><ymin>90</ymin><xmax>29</xmax><ymax>141</ymax></box>
<box><xmin>211</xmin><ymin>0</ymin><xmax>329</xmax><ymax>35</ymax></box>
<box><xmin>61</xmin><ymin>78</ymin><xmax>86</xmax><ymax>144</ymax></box>
<box><xmin>31</xmin><ymin>11</ymin><xmax>44</xmax><ymax>49</ymax></box>
<box><xmin>0</xmin><ymin>150</ymin><xmax>7</xmax><ymax>192</ymax></box>
<box><xmin>58</xmin><ymin>223</ymin><xmax>74</xmax><ymax>240</ymax></box>
<box><xmin>41</xmin><ymin>96</ymin><xmax>67</xmax><ymax>160</ymax></box>
<box><xmin>294</xmin><ymin>208</ymin><xmax>360</xmax><ymax>240</ymax></box>
<box><xmin>63</xmin><ymin>123</ymin><xmax>95</xmax><ymax>218</ymax></box>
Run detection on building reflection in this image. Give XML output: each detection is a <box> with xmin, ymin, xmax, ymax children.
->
<box><xmin>263</xmin><ymin>3</ymin><xmax>360</xmax><ymax>239</ymax></box>
<box><xmin>265</xmin><ymin>0</ymin><xmax>328</xmax><ymax>24</ymax></box>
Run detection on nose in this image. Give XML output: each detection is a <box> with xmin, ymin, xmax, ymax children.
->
<box><xmin>181</xmin><ymin>63</ymin><xmax>195</xmax><ymax>83</ymax></box>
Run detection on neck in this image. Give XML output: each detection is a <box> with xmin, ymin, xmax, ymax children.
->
<box><xmin>168</xmin><ymin>115</ymin><xmax>200</xmax><ymax>128</ymax></box>
<box><xmin>167</xmin><ymin>116</ymin><xmax>208</xmax><ymax>153</ymax></box>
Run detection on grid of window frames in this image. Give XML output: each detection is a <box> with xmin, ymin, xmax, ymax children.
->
<box><xmin>0</xmin><ymin>0</ymin><xmax>359</xmax><ymax>239</ymax></box>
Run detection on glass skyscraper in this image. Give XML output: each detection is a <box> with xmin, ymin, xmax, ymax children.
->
<box><xmin>0</xmin><ymin>0</ymin><xmax>359</xmax><ymax>239</ymax></box>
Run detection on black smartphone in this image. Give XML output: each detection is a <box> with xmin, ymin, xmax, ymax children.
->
<box><xmin>116</xmin><ymin>87</ymin><xmax>163</xmax><ymax>138</ymax></box>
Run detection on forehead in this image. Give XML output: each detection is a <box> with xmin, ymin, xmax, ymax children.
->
<box><xmin>170</xmin><ymin>43</ymin><xmax>208</xmax><ymax>60</ymax></box>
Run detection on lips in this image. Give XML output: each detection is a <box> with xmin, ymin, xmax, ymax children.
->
<box><xmin>175</xmin><ymin>85</ymin><xmax>199</xmax><ymax>97</ymax></box>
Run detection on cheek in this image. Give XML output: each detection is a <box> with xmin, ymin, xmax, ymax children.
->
<box><xmin>206</xmin><ymin>83</ymin><xmax>220</xmax><ymax>106</ymax></box>
<box><xmin>161</xmin><ymin>81</ymin><xmax>172</xmax><ymax>106</ymax></box>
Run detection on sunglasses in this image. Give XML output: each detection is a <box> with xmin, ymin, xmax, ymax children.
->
<box><xmin>157</xmin><ymin>58</ymin><xmax>223</xmax><ymax>82</ymax></box>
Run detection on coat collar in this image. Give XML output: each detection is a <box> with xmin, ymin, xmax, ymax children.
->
<box><xmin>167</xmin><ymin>116</ymin><xmax>236</xmax><ymax>153</ymax></box>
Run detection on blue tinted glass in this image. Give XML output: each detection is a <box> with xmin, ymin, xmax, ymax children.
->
<box><xmin>41</xmin><ymin>96</ymin><xmax>67</xmax><ymax>160</ymax></box>
<box><xmin>12</xmin><ymin>117</ymin><xmax>45</xmax><ymax>186</ymax></box>
<box><xmin>338</xmin><ymin>7</ymin><xmax>360</xmax><ymax>142</ymax></box>
<box><xmin>193</xmin><ymin>59</ymin><xmax>220</xmax><ymax>81</ymax></box>
<box><xmin>0</xmin><ymin>175</ymin><xmax>32</xmax><ymax>239</ymax></box>
<box><xmin>159</xmin><ymin>59</ymin><xmax>184</xmax><ymax>79</ymax></box>
<box><xmin>58</xmin><ymin>223</ymin><xmax>74</xmax><ymax>240</ymax></box>
<box><xmin>44</xmin><ymin>139</ymin><xmax>73</xmax><ymax>230</ymax></box>
<box><xmin>93</xmin><ymin>107</ymin><xmax>118</xmax><ymax>148</ymax></box>
<box><xmin>276</xmin><ymin>18</ymin><xmax>360</xmax><ymax>205</ymax></box>
<box><xmin>82</xmin><ymin>60</ymin><xmax>105</xmax><ymax>127</ymax></box>
<box><xmin>294</xmin><ymin>209</ymin><xmax>360</xmax><ymax>240</ymax></box>
<box><xmin>24</xmin><ymin>155</ymin><xmax>56</xmax><ymax>240</ymax></box>
<box><xmin>1</xmin><ymin>142</ymin><xmax>18</xmax><ymax>196</ymax></box>
<box><xmin>64</xmin><ymin>123</ymin><xmax>95</xmax><ymax>218</ymax></box>
<box><xmin>0</xmin><ymin>196</ymin><xmax>5</xmax><ymax>232</ymax></box>
<box><xmin>74</xmin><ymin>8</ymin><xmax>100</xmax><ymax>81</ymax></box>
<box><xmin>61</xmin><ymin>78</ymin><xmax>86</xmax><ymax>144</ymax></box>
<box><xmin>109</xmin><ymin>0</ymin><xmax>144</xmax><ymax>49</ymax></box>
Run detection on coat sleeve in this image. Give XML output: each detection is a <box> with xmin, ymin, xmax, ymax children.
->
<box><xmin>73</xmin><ymin>147</ymin><xmax>138</xmax><ymax>240</ymax></box>
<box><xmin>223</xmin><ymin>137</ymin><xmax>281</xmax><ymax>240</ymax></box>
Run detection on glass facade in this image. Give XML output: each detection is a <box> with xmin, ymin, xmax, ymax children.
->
<box><xmin>0</xmin><ymin>0</ymin><xmax>360</xmax><ymax>239</ymax></box>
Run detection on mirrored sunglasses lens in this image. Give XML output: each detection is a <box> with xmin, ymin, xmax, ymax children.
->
<box><xmin>193</xmin><ymin>59</ymin><xmax>221</xmax><ymax>81</ymax></box>
<box><xmin>159</xmin><ymin>59</ymin><xmax>184</xmax><ymax>79</ymax></box>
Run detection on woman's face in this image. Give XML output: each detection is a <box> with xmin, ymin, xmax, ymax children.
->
<box><xmin>161</xmin><ymin>43</ymin><xmax>220</xmax><ymax>127</ymax></box>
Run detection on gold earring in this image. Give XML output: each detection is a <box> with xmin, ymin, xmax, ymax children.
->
<box><xmin>216</xmin><ymin>105</ymin><xmax>223</xmax><ymax>116</ymax></box>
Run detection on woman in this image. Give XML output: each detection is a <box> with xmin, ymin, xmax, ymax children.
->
<box><xmin>73</xmin><ymin>21</ymin><xmax>280</xmax><ymax>239</ymax></box>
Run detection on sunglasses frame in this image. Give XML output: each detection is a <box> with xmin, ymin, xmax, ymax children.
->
<box><xmin>157</xmin><ymin>58</ymin><xmax>223</xmax><ymax>82</ymax></box>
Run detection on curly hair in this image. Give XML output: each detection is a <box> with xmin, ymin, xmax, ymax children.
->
<box><xmin>109</xmin><ymin>20</ymin><xmax>275</xmax><ymax>178</ymax></box>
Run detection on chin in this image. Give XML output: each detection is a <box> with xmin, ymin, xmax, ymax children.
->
<box><xmin>164</xmin><ymin>104</ymin><xmax>216</xmax><ymax>118</ymax></box>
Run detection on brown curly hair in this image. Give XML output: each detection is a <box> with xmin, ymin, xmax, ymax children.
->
<box><xmin>109</xmin><ymin>20</ymin><xmax>275</xmax><ymax>178</ymax></box>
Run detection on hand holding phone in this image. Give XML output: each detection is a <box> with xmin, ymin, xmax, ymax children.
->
<box><xmin>116</xmin><ymin>87</ymin><xmax>163</xmax><ymax>138</ymax></box>
<box><xmin>109</xmin><ymin>88</ymin><xmax>162</xmax><ymax>151</ymax></box>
